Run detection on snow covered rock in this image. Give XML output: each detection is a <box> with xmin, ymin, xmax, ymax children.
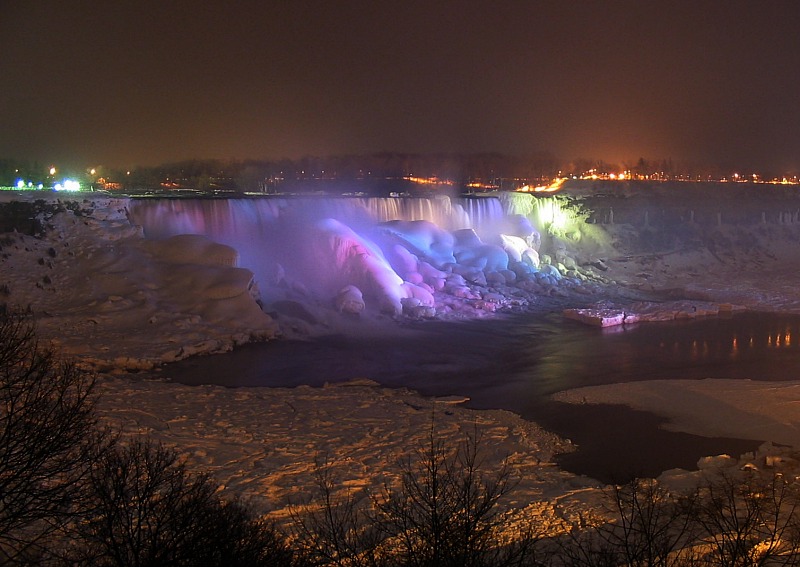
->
<box><xmin>564</xmin><ymin>308</ymin><xmax>628</xmax><ymax>327</ymax></box>
<box><xmin>335</xmin><ymin>285</ymin><xmax>366</xmax><ymax>314</ymax></box>
<box><xmin>539</xmin><ymin>264</ymin><xmax>561</xmax><ymax>278</ymax></box>
<box><xmin>401</xmin><ymin>297</ymin><xmax>436</xmax><ymax>318</ymax></box>
<box><xmin>374</xmin><ymin>219</ymin><xmax>457</xmax><ymax>267</ymax></box>
<box><xmin>306</xmin><ymin>218</ymin><xmax>406</xmax><ymax>314</ymax></box>
<box><xmin>453</xmin><ymin>229</ymin><xmax>509</xmax><ymax>273</ymax></box>
<box><xmin>147</xmin><ymin>234</ymin><xmax>239</xmax><ymax>267</ymax></box>
<box><xmin>500</xmin><ymin>234</ymin><xmax>528</xmax><ymax>263</ymax></box>
<box><xmin>522</xmin><ymin>248</ymin><xmax>540</xmax><ymax>269</ymax></box>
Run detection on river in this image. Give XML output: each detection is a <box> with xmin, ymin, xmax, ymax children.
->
<box><xmin>156</xmin><ymin>311</ymin><xmax>800</xmax><ymax>482</ymax></box>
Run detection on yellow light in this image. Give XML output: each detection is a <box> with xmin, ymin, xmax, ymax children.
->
<box><xmin>49</xmin><ymin>167</ymin><xmax>56</xmax><ymax>175</ymax></box>
<box><xmin>529</xmin><ymin>178</ymin><xmax>566</xmax><ymax>193</ymax></box>
<box><xmin>537</xmin><ymin>198</ymin><xmax>569</xmax><ymax>231</ymax></box>
<box><xmin>403</xmin><ymin>176</ymin><xmax>454</xmax><ymax>186</ymax></box>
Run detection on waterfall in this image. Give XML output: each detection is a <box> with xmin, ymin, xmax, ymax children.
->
<box><xmin>499</xmin><ymin>191</ymin><xmax>537</xmax><ymax>217</ymax></box>
<box><xmin>127</xmin><ymin>195</ymin><xmax>513</xmax><ymax>240</ymax></box>
<box><xmin>127</xmin><ymin>195</ymin><xmax>512</xmax><ymax>301</ymax></box>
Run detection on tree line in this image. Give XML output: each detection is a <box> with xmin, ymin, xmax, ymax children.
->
<box><xmin>4</xmin><ymin>153</ymin><xmax>769</xmax><ymax>194</ymax></box>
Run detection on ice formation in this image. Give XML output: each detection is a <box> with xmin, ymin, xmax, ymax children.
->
<box><xmin>127</xmin><ymin>194</ymin><xmax>603</xmax><ymax>318</ymax></box>
<box><xmin>0</xmin><ymin>195</ymin><xmax>278</xmax><ymax>370</ymax></box>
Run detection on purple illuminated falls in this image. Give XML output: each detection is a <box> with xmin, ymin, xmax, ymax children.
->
<box><xmin>128</xmin><ymin>183</ymin><xmax>800</xmax><ymax>326</ymax></box>
<box><xmin>128</xmin><ymin>193</ymin><xmax>611</xmax><ymax>321</ymax></box>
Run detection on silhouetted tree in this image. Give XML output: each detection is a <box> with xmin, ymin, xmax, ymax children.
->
<box><xmin>569</xmin><ymin>478</ymin><xmax>699</xmax><ymax>567</ymax></box>
<box><xmin>0</xmin><ymin>311</ymin><xmax>101</xmax><ymax>564</ymax></box>
<box><xmin>693</xmin><ymin>470</ymin><xmax>800</xmax><ymax>567</ymax></box>
<box><xmin>291</xmin><ymin>424</ymin><xmax>544</xmax><ymax>567</ymax></box>
<box><xmin>290</xmin><ymin>458</ymin><xmax>381</xmax><ymax>567</ymax></box>
<box><xmin>372</xmin><ymin>425</ymin><xmax>540</xmax><ymax>567</ymax></box>
<box><xmin>74</xmin><ymin>437</ymin><xmax>298</xmax><ymax>566</ymax></box>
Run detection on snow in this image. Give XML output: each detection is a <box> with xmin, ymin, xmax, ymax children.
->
<box><xmin>334</xmin><ymin>284</ymin><xmax>366</xmax><ymax>314</ymax></box>
<box><xmin>7</xmin><ymin>181</ymin><xmax>800</xmax><ymax>526</ymax></box>
<box><xmin>554</xmin><ymin>379</ymin><xmax>800</xmax><ymax>447</ymax></box>
<box><xmin>0</xmin><ymin>192</ymin><xmax>277</xmax><ymax>371</ymax></box>
<box><xmin>125</xmin><ymin>196</ymin><xmax>614</xmax><ymax>326</ymax></box>
<box><xmin>563</xmin><ymin>300</ymin><xmax>745</xmax><ymax>327</ymax></box>
<box><xmin>0</xmin><ymin>189</ymin><xmax>613</xmax><ymax>527</ymax></box>
<box><xmin>95</xmin><ymin>376</ymin><xmax>590</xmax><ymax>525</ymax></box>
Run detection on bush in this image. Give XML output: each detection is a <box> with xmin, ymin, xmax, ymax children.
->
<box><xmin>292</xmin><ymin>424</ymin><xmax>542</xmax><ymax>567</ymax></box>
<box><xmin>290</xmin><ymin>457</ymin><xmax>381</xmax><ymax>567</ymax></box>
<box><xmin>558</xmin><ymin>470</ymin><xmax>800</xmax><ymax>567</ymax></box>
<box><xmin>558</xmin><ymin>478</ymin><xmax>698</xmax><ymax>567</ymax></box>
<box><xmin>0</xmin><ymin>311</ymin><xmax>100</xmax><ymax>563</ymax></box>
<box><xmin>372</xmin><ymin>426</ymin><xmax>538</xmax><ymax>567</ymax></box>
<box><xmin>692</xmin><ymin>470</ymin><xmax>800</xmax><ymax>567</ymax></box>
<box><xmin>73</xmin><ymin>437</ymin><xmax>298</xmax><ymax>566</ymax></box>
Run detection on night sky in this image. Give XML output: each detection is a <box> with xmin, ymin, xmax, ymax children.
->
<box><xmin>2</xmin><ymin>1</ymin><xmax>799</xmax><ymax>171</ymax></box>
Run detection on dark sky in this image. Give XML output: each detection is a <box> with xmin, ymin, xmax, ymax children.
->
<box><xmin>2</xmin><ymin>1</ymin><xmax>799</xmax><ymax>171</ymax></box>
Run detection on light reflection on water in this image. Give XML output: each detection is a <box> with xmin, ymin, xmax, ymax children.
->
<box><xmin>159</xmin><ymin>312</ymin><xmax>800</xmax><ymax>482</ymax></box>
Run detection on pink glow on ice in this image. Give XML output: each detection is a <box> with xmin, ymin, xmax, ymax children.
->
<box><xmin>127</xmin><ymin>196</ymin><xmax>532</xmax><ymax>313</ymax></box>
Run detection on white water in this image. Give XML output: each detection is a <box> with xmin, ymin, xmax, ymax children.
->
<box><xmin>127</xmin><ymin>194</ymin><xmax>556</xmax><ymax>310</ymax></box>
<box><xmin>128</xmin><ymin>195</ymin><xmax>513</xmax><ymax>236</ymax></box>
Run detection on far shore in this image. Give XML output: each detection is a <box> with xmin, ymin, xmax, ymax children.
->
<box><xmin>554</xmin><ymin>378</ymin><xmax>800</xmax><ymax>448</ymax></box>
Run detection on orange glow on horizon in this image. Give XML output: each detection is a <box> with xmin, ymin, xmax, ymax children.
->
<box><xmin>518</xmin><ymin>177</ymin><xmax>567</xmax><ymax>193</ymax></box>
<box><xmin>404</xmin><ymin>176</ymin><xmax>454</xmax><ymax>186</ymax></box>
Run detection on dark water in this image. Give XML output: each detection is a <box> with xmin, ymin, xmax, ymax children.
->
<box><xmin>159</xmin><ymin>312</ymin><xmax>800</xmax><ymax>483</ymax></box>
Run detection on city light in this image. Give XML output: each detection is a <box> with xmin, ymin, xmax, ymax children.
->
<box><xmin>53</xmin><ymin>179</ymin><xmax>81</xmax><ymax>192</ymax></box>
<box><xmin>518</xmin><ymin>177</ymin><xmax>566</xmax><ymax>193</ymax></box>
<box><xmin>403</xmin><ymin>175</ymin><xmax>455</xmax><ymax>186</ymax></box>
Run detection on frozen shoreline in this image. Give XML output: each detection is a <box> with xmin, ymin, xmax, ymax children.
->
<box><xmin>0</xmin><ymin>192</ymin><xmax>279</xmax><ymax>371</ymax></box>
<box><xmin>553</xmin><ymin>378</ymin><xmax>800</xmax><ymax>448</ymax></box>
<box><xmin>5</xmin><ymin>187</ymin><xmax>800</xmax><ymax>522</ymax></box>
<box><xmin>94</xmin><ymin>375</ymin><xmax>599</xmax><ymax>527</ymax></box>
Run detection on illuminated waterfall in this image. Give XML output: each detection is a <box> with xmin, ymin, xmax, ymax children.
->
<box><xmin>127</xmin><ymin>196</ymin><xmax>510</xmax><ymax>299</ymax></box>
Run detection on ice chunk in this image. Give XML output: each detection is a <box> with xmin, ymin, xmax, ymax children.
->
<box><xmin>335</xmin><ymin>285</ymin><xmax>366</xmax><ymax>314</ymax></box>
<box><xmin>305</xmin><ymin>218</ymin><xmax>407</xmax><ymax>314</ymax></box>
<box><xmin>373</xmin><ymin>220</ymin><xmax>457</xmax><ymax>267</ymax></box>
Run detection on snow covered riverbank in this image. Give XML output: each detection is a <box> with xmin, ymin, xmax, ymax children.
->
<box><xmin>94</xmin><ymin>375</ymin><xmax>600</xmax><ymax>528</ymax></box>
<box><xmin>6</xmin><ymin>184</ymin><xmax>800</xmax><ymax>370</ymax></box>
<box><xmin>554</xmin><ymin>379</ymin><xmax>800</xmax><ymax>448</ymax></box>
<box><xmin>5</xmin><ymin>183</ymin><xmax>800</xmax><ymax>523</ymax></box>
<box><xmin>0</xmin><ymin>193</ymin><xmax>278</xmax><ymax>371</ymax></box>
